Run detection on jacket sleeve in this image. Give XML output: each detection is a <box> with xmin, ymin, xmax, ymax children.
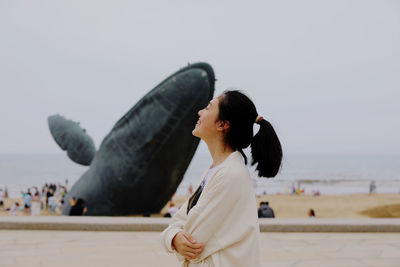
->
<box><xmin>161</xmin><ymin>170</ymin><xmax>209</xmax><ymax>261</ymax></box>
<box><xmin>184</xmin><ymin>168</ymin><xmax>241</xmax><ymax>263</ymax></box>
<box><xmin>161</xmin><ymin>199</ymin><xmax>188</xmax><ymax>262</ymax></box>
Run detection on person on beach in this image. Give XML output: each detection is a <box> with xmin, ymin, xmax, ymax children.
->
<box><xmin>69</xmin><ymin>197</ymin><xmax>77</xmax><ymax>207</ymax></box>
<box><xmin>31</xmin><ymin>191</ymin><xmax>41</xmax><ymax>216</ymax></box>
<box><xmin>69</xmin><ymin>198</ymin><xmax>87</xmax><ymax>216</ymax></box>
<box><xmin>308</xmin><ymin>209</ymin><xmax>316</xmax><ymax>218</ymax></box>
<box><xmin>162</xmin><ymin>90</ymin><xmax>282</xmax><ymax>266</ymax></box>
<box><xmin>10</xmin><ymin>202</ymin><xmax>20</xmax><ymax>216</ymax></box>
<box><xmin>164</xmin><ymin>202</ymin><xmax>179</xmax><ymax>218</ymax></box>
<box><xmin>23</xmin><ymin>191</ymin><xmax>32</xmax><ymax>215</ymax></box>
<box><xmin>258</xmin><ymin>201</ymin><xmax>275</xmax><ymax>218</ymax></box>
<box><xmin>369</xmin><ymin>181</ymin><xmax>376</xmax><ymax>194</ymax></box>
<box><xmin>0</xmin><ymin>188</ymin><xmax>4</xmax><ymax>207</ymax></box>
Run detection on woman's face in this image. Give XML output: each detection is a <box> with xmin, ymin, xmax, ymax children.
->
<box><xmin>192</xmin><ymin>96</ymin><xmax>221</xmax><ymax>140</ymax></box>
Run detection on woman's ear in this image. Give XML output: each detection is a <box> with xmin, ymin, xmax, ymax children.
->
<box><xmin>216</xmin><ymin>120</ymin><xmax>230</xmax><ymax>132</ymax></box>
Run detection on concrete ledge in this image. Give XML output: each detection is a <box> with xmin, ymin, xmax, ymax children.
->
<box><xmin>258</xmin><ymin>218</ymin><xmax>400</xmax><ymax>232</ymax></box>
<box><xmin>1</xmin><ymin>217</ymin><xmax>400</xmax><ymax>232</ymax></box>
<box><xmin>0</xmin><ymin>217</ymin><xmax>169</xmax><ymax>231</ymax></box>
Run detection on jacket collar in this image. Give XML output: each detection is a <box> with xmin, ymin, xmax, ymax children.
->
<box><xmin>218</xmin><ymin>150</ymin><xmax>243</xmax><ymax>168</ymax></box>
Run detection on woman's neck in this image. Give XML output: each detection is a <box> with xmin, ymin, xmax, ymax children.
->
<box><xmin>205</xmin><ymin>139</ymin><xmax>234</xmax><ymax>168</ymax></box>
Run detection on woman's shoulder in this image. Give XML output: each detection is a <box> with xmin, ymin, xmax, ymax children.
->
<box><xmin>215</xmin><ymin>151</ymin><xmax>250</xmax><ymax>179</ymax></box>
<box><xmin>226</xmin><ymin>150</ymin><xmax>248</xmax><ymax>168</ymax></box>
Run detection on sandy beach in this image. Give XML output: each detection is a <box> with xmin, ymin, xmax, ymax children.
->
<box><xmin>2</xmin><ymin>193</ymin><xmax>400</xmax><ymax>218</ymax></box>
<box><xmin>163</xmin><ymin>193</ymin><xmax>400</xmax><ymax>218</ymax></box>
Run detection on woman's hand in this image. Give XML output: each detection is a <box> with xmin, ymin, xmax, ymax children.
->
<box><xmin>172</xmin><ymin>231</ymin><xmax>205</xmax><ymax>260</ymax></box>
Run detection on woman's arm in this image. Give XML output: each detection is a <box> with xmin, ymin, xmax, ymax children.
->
<box><xmin>172</xmin><ymin>231</ymin><xmax>205</xmax><ymax>260</ymax></box>
<box><xmin>161</xmin><ymin>169</ymin><xmax>210</xmax><ymax>260</ymax></box>
<box><xmin>184</xmin><ymin>168</ymin><xmax>242</xmax><ymax>262</ymax></box>
<box><xmin>161</xmin><ymin>199</ymin><xmax>189</xmax><ymax>254</ymax></box>
<box><xmin>161</xmin><ymin>199</ymin><xmax>205</xmax><ymax>261</ymax></box>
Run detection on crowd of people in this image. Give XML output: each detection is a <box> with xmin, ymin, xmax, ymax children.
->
<box><xmin>0</xmin><ymin>181</ymin><xmax>87</xmax><ymax>216</ymax></box>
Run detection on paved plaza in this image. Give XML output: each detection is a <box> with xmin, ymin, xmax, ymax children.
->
<box><xmin>1</xmin><ymin>230</ymin><xmax>400</xmax><ymax>267</ymax></box>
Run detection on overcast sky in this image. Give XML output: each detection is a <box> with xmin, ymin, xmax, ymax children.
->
<box><xmin>0</xmin><ymin>0</ymin><xmax>399</xmax><ymax>155</ymax></box>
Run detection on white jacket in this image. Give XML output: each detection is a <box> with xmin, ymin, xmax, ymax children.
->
<box><xmin>161</xmin><ymin>151</ymin><xmax>262</xmax><ymax>267</ymax></box>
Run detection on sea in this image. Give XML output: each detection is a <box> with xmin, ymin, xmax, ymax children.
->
<box><xmin>1</xmin><ymin>148</ymin><xmax>400</xmax><ymax>198</ymax></box>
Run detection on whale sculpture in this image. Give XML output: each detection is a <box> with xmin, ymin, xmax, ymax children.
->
<box><xmin>48</xmin><ymin>63</ymin><xmax>215</xmax><ymax>215</ymax></box>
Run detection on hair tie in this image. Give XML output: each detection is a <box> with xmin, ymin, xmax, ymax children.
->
<box><xmin>255</xmin><ymin>115</ymin><xmax>263</xmax><ymax>124</ymax></box>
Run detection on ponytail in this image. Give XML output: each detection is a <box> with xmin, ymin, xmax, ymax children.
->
<box><xmin>250</xmin><ymin>119</ymin><xmax>282</xmax><ymax>178</ymax></box>
<box><xmin>217</xmin><ymin>90</ymin><xmax>282</xmax><ymax>178</ymax></box>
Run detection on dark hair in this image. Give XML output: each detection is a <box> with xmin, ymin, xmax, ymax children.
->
<box><xmin>218</xmin><ymin>90</ymin><xmax>282</xmax><ymax>177</ymax></box>
<box><xmin>76</xmin><ymin>198</ymin><xmax>85</xmax><ymax>207</ymax></box>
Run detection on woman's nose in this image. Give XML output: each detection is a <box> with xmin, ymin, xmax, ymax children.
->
<box><xmin>198</xmin><ymin>109</ymin><xmax>203</xmax><ymax>116</ymax></box>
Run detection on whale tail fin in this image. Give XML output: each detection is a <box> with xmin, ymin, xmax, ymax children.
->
<box><xmin>48</xmin><ymin>114</ymin><xmax>96</xmax><ymax>166</ymax></box>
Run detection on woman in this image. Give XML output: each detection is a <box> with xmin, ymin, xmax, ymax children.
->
<box><xmin>162</xmin><ymin>90</ymin><xmax>282</xmax><ymax>266</ymax></box>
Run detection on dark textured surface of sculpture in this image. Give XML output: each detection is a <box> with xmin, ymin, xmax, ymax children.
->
<box><xmin>48</xmin><ymin>115</ymin><xmax>96</xmax><ymax>166</ymax></box>
<box><xmin>54</xmin><ymin>63</ymin><xmax>215</xmax><ymax>216</ymax></box>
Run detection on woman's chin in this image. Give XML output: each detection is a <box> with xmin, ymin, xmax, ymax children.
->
<box><xmin>192</xmin><ymin>128</ymin><xmax>200</xmax><ymax>137</ymax></box>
